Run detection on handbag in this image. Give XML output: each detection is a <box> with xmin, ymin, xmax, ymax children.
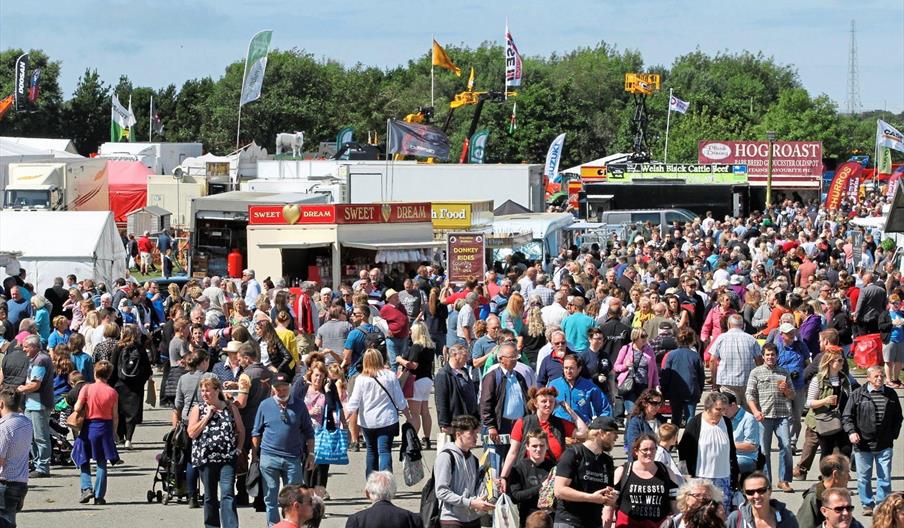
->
<box><xmin>314</xmin><ymin>426</ymin><xmax>349</xmax><ymax>465</ymax></box>
<box><xmin>536</xmin><ymin>467</ymin><xmax>557</xmax><ymax>510</ymax></box>
<box><xmin>813</xmin><ymin>409</ymin><xmax>843</xmax><ymax>436</ymax></box>
<box><xmin>617</xmin><ymin>365</ymin><xmax>636</xmax><ymax>396</ymax></box>
<box><xmin>400</xmin><ymin>370</ymin><xmax>416</xmax><ymax>399</ymax></box>
<box><xmin>66</xmin><ymin>384</ymin><xmax>90</xmax><ymax>435</ymax></box>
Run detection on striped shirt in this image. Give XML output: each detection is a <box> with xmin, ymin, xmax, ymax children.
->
<box><xmin>0</xmin><ymin>413</ymin><xmax>34</xmax><ymax>482</ymax></box>
<box><xmin>746</xmin><ymin>364</ymin><xmax>793</xmax><ymax>418</ymax></box>
<box><xmin>710</xmin><ymin>328</ymin><xmax>762</xmax><ymax>386</ymax></box>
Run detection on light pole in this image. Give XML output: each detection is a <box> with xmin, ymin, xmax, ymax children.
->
<box><xmin>765</xmin><ymin>131</ymin><xmax>777</xmax><ymax>208</ymax></box>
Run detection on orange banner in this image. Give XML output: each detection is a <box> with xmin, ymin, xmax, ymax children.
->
<box><xmin>0</xmin><ymin>95</ymin><xmax>13</xmax><ymax>121</ymax></box>
<box><xmin>824</xmin><ymin>162</ymin><xmax>863</xmax><ymax>210</ymax></box>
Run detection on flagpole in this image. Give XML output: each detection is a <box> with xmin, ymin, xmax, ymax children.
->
<box><xmin>236</xmin><ymin>105</ymin><xmax>243</xmax><ymax>150</ymax></box>
<box><xmin>663</xmin><ymin>88</ymin><xmax>673</xmax><ymax>163</ymax></box>
<box><xmin>431</xmin><ymin>35</ymin><xmax>435</xmax><ymax>109</ymax></box>
<box><xmin>504</xmin><ymin>19</ymin><xmax>508</xmax><ymax>101</ymax></box>
<box><xmin>149</xmin><ymin>96</ymin><xmax>153</xmax><ymax>141</ymax></box>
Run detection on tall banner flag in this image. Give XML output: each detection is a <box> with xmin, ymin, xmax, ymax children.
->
<box><xmin>336</xmin><ymin>126</ymin><xmax>354</xmax><ymax>147</ymax></box>
<box><xmin>432</xmin><ymin>40</ymin><xmax>461</xmax><ymax>76</ymax></box>
<box><xmin>387</xmin><ymin>119</ymin><xmax>452</xmax><ymax>161</ymax></box>
<box><xmin>468</xmin><ymin>130</ymin><xmax>489</xmax><ymax>164</ymax></box>
<box><xmin>879</xmin><ymin>147</ymin><xmax>893</xmax><ymax>175</ymax></box>
<box><xmin>111</xmin><ymin>95</ymin><xmax>136</xmax><ymax>142</ymax></box>
<box><xmin>239</xmin><ymin>30</ymin><xmax>273</xmax><ymax>106</ymax></box>
<box><xmin>544</xmin><ymin>133</ymin><xmax>567</xmax><ymax>182</ymax></box>
<box><xmin>27</xmin><ymin>68</ymin><xmax>41</xmax><ymax>105</ymax></box>
<box><xmin>14</xmin><ymin>53</ymin><xmax>28</xmax><ymax>112</ymax></box>
<box><xmin>504</xmin><ymin>22</ymin><xmax>523</xmax><ymax>92</ymax></box>
<box><xmin>0</xmin><ymin>95</ymin><xmax>13</xmax><ymax>121</ymax></box>
<box><xmin>127</xmin><ymin>96</ymin><xmax>136</xmax><ymax>142</ymax></box>
<box><xmin>887</xmin><ymin>166</ymin><xmax>904</xmax><ymax>200</ymax></box>
<box><xmin>668</xmin><ymin>94</ymin><xmax>689</xmax><ymax>114</ymax></box>
<box><xmin>877</xmin><ymin>119</ymin><xmax>904</xmax><ymax>153</ymax></box>
<box><xmin>467</xmin><ymin>67</ymin><xmax>475</xmax><ymax>91</ymax></box>
<box><xmin>824</xmin><ymin>161</ymin><xmax>863</xmax><ymax>210</ymax></box>
<box><xmin>150</xmin><ymin>96</ymin><xmax>163</xmax><ymax>135</ymax></box>
<box><xmin>508</xmin><ymin>102</ymin><xmax>517</xmax><ymax>134</ymax></box>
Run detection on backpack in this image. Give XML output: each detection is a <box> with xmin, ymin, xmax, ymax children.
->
<box><xmin>119</xmin><ymin>346</ymin><xmax>143</xmax><ymax>379</ymax></box>
<box><xmin>420</xmin><ymin>450</ymin><xmax>456</xmax><ymax>528</ymax></box>
<box><xmin>362</xmin><ymin>325</ymin><xmax>388</xmax><ymax>366</ymax></box>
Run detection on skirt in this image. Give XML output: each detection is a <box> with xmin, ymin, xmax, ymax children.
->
<box><xmin>72</xmin><ymin>419</ymin><xmax>121</xmax><ymax>467</ymax></box>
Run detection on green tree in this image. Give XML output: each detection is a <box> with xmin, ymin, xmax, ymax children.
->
<box><xmin>60</xmin><ymin>69</ymin><xmax>109</xmax><ymax>154</ymax></box>
<box><xmin>0</xmin><ymin>49</ymin><xmax>64</xmax><ymax>137</ymax></box>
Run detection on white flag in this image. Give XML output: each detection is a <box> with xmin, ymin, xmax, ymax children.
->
<box><xmin>669</xmin><ymin>94</ymin><xmax>689</xmax><ymax>114</ymax></box>
<box><xmin>877</xmin><ymin>119</ymin><xmax>904</xmax><ymax>154</ymax></box>
<box><xmin>544</xmin><ymin>133</ymin><xmax>567</xmax><ymax>182</ymax></box>
<box><xmin>240</xmin><ymin>30</ymin><xmax>273</xmax><ymax>107</ymax></box>
<box><xmin>504</xmin><ymin>22</ymin><xmax>522</xmax><ymax>90</ymax></box>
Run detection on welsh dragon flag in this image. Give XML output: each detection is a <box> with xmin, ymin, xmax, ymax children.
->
<box><xmin>111</xmin><ymin>95</ymin><xmax>136</xmax><ymax>142</ymax></box>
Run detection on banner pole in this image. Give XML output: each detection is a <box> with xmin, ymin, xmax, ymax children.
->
<box><xmin>149</xmin><ymin>96</ymin><xmax>153</xmax><ymax>141</ymax></box>
<box><xmin>431</xmin><ymin>35</ymin><xmax>435</xmax><ymax>109</ymax></box>
<box><xmin>663</xmin><ymin>88</ymin><xmax>672</xmax><ymax>163</ymax></box>
<box><xmin>236</xmin><ymin>105</ymin><xmax>243</xmax><ymax>150</ymax></box>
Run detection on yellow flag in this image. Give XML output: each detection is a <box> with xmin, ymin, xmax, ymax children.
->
<box><xmin>467</xmin><ymin>67</ymin><xmax>475</xmax><ymax>90</ymax></box>
<box><xmin>432</xmin><ymin>40</ymin><xmax>461</xmax><ymax>76</ymax></box>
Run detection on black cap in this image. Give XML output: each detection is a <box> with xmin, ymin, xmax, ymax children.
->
<box><xmin>272</xmin><ymin>373</ymin><xmax>291</xmax><ymax>386</ymax></box>
<box><xmin>588</xmin><ymin>416</ymin><xmax>619</xmax><ymax>432</ymax></box>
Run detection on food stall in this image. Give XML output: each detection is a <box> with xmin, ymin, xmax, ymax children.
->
<box><xmin>246</xmin><ymin>202</ymin><xmax>441</xmax><ymax>288</ymax></box>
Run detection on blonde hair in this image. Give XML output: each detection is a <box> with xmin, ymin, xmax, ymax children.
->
<box><xmin>361</xmin><ymin>348</ymin><xmax>385</xmax><ymax>377</ymax></box>
<box><xmin>410</xmin><ymin>321</ymin><xmax>435</xmax><ymax>349</ymax></box>
<box><xmin>506</xmin><ymin>292</ymin><xmax>524</xmax><ymax>319</ymax></box>
<box><xmin>527</xmin><ymin>306</ymin><xmax>545</xmax><ymax>338</ymax></box>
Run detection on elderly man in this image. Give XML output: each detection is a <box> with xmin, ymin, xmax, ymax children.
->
<box><xmin>346</xmin><ymin>471</ymin><xmax>422</xmax><ymax>528</ymax></box>
<box><xmin>380</xmin><ymin>289</ymin><xmax>410</xmax><ymax>371</ymax></box>
<box><xmin>490</xmin><ymin>279</ymin><xmax>512</xmax><ymax>316</ymax></box>
<box><xmin>746</xmin><ymin>342</ymin><xmax>795</xmax><ymax>493</ymax></box>
<box><xmin>5</xmin><ymin>288</ymin><xmax>31</xmax><ymax>338</ymax></box>
<box><xmin>479</xmin><ymin>342</ymin><xmax>530</xmax><ymax>469</ymax></box>
<box><xmin>434</xmin><ymin>344</ymin><xmax>480</xmax><ymax>438</ymax></box>
<box><xmin>456</xmin><ymin>292</ymin><xmax>479</xmax><ymax>350</ymax></box>
<box><xmin>243</xmin><ymin>269</ymin><xmax>262</xmax><ymax>308</ymax></box>
<box><xmin>842</xmin><ymin>366</ymin><xmax>903</xmax><ymax>516</ymax></box>
<box><xmin>723</xmin><ymin>391</ymin><xmax>761</xmax><ymax>477</ymax></box>
<box><xmin>797</xmin><ymin>455</ymin><xmax>852</xmax><ymax>527</ymax></box>
<box><xmin>470</xmin><ymin>315</ymin><xmax>500</xmax><ymax>378</ymax></box>
<box><xmin>15</xmin><ymin>335</ymin><xmax>54</xmax><ymax>478</ymax></box>
<box><xmin>710</xmin><ymin>314</ymin><xmax>763</xmax><ymax>410</ymax></box>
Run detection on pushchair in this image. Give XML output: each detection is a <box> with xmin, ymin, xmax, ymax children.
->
<box><xmin>48</xmin><ymin>409</ymin><xmax>73</xmax><ymax>467</ymax></box>
<box><xmin>147</xmin><ymin>426</ymin><xmax>191</xmax><ymax>504</ymax></box>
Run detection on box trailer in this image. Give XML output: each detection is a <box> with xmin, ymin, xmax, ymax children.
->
<box><xmin>4</xmin><ymin>159</ymin><xmax>109</xmax><ymax>212</ymax></box>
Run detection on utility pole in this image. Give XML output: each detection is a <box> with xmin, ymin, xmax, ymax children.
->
<box><xmin>765</xmin><ymin>131</ymin><xmax>777</xmax><ymax>208</ymax></box>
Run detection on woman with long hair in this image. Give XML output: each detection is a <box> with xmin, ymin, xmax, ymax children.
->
<box><xmin>303</xmin><ymin>360</ymin><xmax>344</xmax><ymax>498</ymax></box>
<box><xmin>51</xmin><ymin>344</ymin><xmax>74</xmax><ymax>404</ymax></box>
<box><xmin>188</xmin><ymin>375</ymin><xmax>244</xmax><ymax>528</ymax></box>
<box><xmin>111</xmin><ymin>325</ymin><xmax>152</xmax><ymax>448</ymax></box>
<box><xmin>253</xmin><ymin>319</ymin><xmax>290</xmax><ymax>376</ymax></box>
<box><xmin>614</xmin><ymin>328</ymin><xmax>660</xmax><ymax>414</ymax></box>
<box><xmin>518</xmin><ymin>306</ymin><xmax>547</xmax><ymax>368</ymax></box>
<box><xmin>701</xmin><ymin>293</ymin><xmax>736</xmax><ymax>349</ymax></box>
<box><xmin>873</xmin><ymin>492</ymin><xmax>904</xmax><ymax>528</ymax></box>
<box><xmin>742</xmin><ymin>289</ymin><xmax>763</xmax><ymax>334</ymax></box>
<box><xmin>398</xmin><ymin>322</ymin><xmax>436</xmax><ymax>448</ymax></box>
<box><xmin>606</xmin><ymin>433</ymin><xmax>678</xmax><ymax>528</ymax></box>
<box><xmin>229</xmin><ymin>298</ymin><xmax>252</xmax><ymax>330</ymax></box>
<box><xmin>65</xmin><ymin>288</ymin><xmax>86</xmax><ymax>331</ymax></box>
<box><xmin>805</xmin><ymin>350</ymin><xmax>852</xmax><ymax>460</ymax></box>
<box><xmin>345</xmin><ymin>348</ymin><xmax>410</xmax><ymax>477</ymax></box>
<box><xmin>72</xmin><ymin>360</ymin><xmax>120</xmax><ymax>505</ymax></box>
<box><xmin>270</xmin><ymin>291</ymin><xmax>295</xmax><ymax>331</ymax></box>
<box><xmin>424</xmin><ymin>287</ymin><xmax>448</xmax><ymax>363</ymax></box>
<box><xmin>501</xmin><ymin>292</ymin><xmax>525</xmax><ymax>335</ymax></box>
<box><xmin>666</xmin><ymin>294</ymin><xmax>690</xmax><ymax>330</ymax></box>
<box><xmin>624</xmin><ymin>389</ymin><xmax>665</xmax><ymax>461</ymax></box>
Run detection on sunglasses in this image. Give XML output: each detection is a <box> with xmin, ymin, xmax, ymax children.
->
<box><xmin>744</xmin><ymin>487</ymin><xmax>770</xmax><ymax>496</ymax></box>
<box><xmin>826</xmin><ymin>505</ymin><xmax>854</xmax><ymax>514</ymax></box>
<box><xmin>280</xmin><ymin>407</ymin><xmax>289</xmax><ymax>424</ymax></box>
<box><xmin>649</xmin><ymin>400</ymin><xmax>663</xmax><ymax>406</ymax></box>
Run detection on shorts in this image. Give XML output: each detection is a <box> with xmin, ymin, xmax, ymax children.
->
<box><xmin>411</xmin><ymin>377</ymin><xmax>434</xmax><ymax>402</ymax></box>
<box><xmin>883</xmin><ymin>341</ymin><xmax>904</xmax><ymax>363</ymax></box>
<box><xmin>139</xmin><ymin>251</ymin><xmax>151</xmax><ymax>264</ymax></box>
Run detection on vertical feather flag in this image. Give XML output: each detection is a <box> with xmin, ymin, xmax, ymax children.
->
<box><xmin>467</xmin><ymin>67</ymin><xmax>475</xmax><ymax>91</ymax></box>
<box><xmin>240</xmin><ymin>30</ymin><xmax>273</xmax><ymax>106</ymax></box>
<box><xmin>0</xmin><ymin>95</ymin><xmax>13</xmax><ymax>121</ymax></box>
<box><xmin>508</xmin><ymin>103</ymin><xmax>517</xmax><ymax>135</ymax></box>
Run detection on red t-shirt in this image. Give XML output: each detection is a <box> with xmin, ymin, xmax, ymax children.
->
<box><xmin>78</xmin><ymin>382</ymin><xmax>118</xmax><ymax>420</ymax></box>
<box><xmin>137</xmin><ymin>236</ymin><xmax>153</xmax><ymax>253</ymax></box>
<box><xmin>380</xmin><ymin>303</ymin><xmax>410</xmax><ymax>339</ymax></box>
<box><xmin>510</xmin><ymin>415</ymin><xmax>575</xmax><ymax>461</ymax></box>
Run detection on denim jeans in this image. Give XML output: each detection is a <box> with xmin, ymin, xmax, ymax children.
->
<box><xmin>669</xmin><ymin>399</ymin><xmax>698</xmax><ymax>427</ymax></box>
<box><xmin>0</xmin><ymin>480</ymin><xmax>27</xmax><ymax>528</ymax></box>
<box><xmin>259</xmin><ymin>453</ymin><xmax>302</xmax><ymax>526</ymax></box>
<box><xmin>186</xmin><ymin>461</ymin><xmax>199</xmax><ymax>497</ymax></box>
<box><xmin>79</xmin><ymin>459</ymin><xmax>108</xmax><ymax>499</ymax></box>
<box><xmin>25</xmin><ymin>408</ymin><xmax>51</xmax><ymax>475</ymax></box>
<box><xmin>853</xmin><ymin>448</ymin><xmax>893</xmax><ymax>508</ymax></box>
<box><xmin>760</xmin><ymin>416</ymin><xmax>793</xmax><ymax>484</ymax></box>
<box><xmin>386</xmin><ymin>337</ymin><xmax>407</xmax><ymax>371</ymax></box>
<box><xmin>200</xmin><ymin>462</ymin><xmax>238</xmax><ymax>528</ymax></box>
<box><xmin>361</xmin><ymin>423</ymin><xmax>397</xmax><ymax>477</ymax></box>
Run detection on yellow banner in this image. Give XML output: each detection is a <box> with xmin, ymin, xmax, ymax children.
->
<box><xmin>432</xmin><ymin>202</ymin><xmax>472</xmax><ymax>228</ymax></box>
<box><xmin>432</xmin><ymin>40</ymin><xmax>461</xmax><ymax>76</ymax></box>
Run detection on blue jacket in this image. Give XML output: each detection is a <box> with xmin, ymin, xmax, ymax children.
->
<box><xmin>660</xmin><ymin>347</ymin><xmax>705</xmax><ymax>402</ymax></box>
<box><xmin>776</xmin><ymin>338</ymin><xmax>809</xmax><ymax>390</ymax></box>
<box><xmin>547</xmin><ymin>376</ymin><xmax>611</xmax><ymax>423</ymax></box>
<box><xmin>624</xmin><ymin>414</ymin><xmax>661</xmax><ymax>460</ymax></box>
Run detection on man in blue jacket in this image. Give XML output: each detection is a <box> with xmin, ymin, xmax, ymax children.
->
<box><xmin>775</xmin><ymin>322</ymin><xmax>809</xmax><ymax>450</ymax></box>
<box><xmin>547</xmin><ymin>354</ymin><xmax>611</xmax><ymax>424</ymax></box>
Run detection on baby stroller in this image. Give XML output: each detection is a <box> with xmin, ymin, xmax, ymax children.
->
<box><xmin>48</xmin><ymin>409</ymin><xmax>73</xmax><ymax>467</ymax></box>
<box><xmin>147</xmin><ymin>426</ymin><xmax>191</xmax><ymax>504</ymax></box>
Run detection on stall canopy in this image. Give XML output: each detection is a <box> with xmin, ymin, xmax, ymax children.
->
<box><xmin>107</xmin><ymin>160</ymin><xmax>151</xmax><ymax>223</ymax></box>
<box><xmin>0</xmin><ymin>211</ymin><xmax>127</xmax><ymax>293</ymax></box>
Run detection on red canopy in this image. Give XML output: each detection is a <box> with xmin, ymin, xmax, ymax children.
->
<box><xmin>106</xmin><ymin>160</ymin><xmax>150</xmax><ymax>223</ymax></box>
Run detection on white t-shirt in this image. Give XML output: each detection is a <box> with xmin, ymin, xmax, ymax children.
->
<box><xmin>456</xmin><ymin>304</ymin><xmax>476</xmax><ymax>340</ymax></box>
<box><xmin>696</xmin><ymin>419</ymin><xmax>730</xmax><ymax>479</ymax></box>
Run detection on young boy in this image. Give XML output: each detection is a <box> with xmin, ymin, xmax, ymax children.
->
<box><xmin>655</xmin><ymin>422</ymin><xmax>685</xmax><ymax>485</ymax></box>
<box><xmin>509</xmin><ymin>429</ymin><xmax>556</xmax><ymax>520</ymax></box>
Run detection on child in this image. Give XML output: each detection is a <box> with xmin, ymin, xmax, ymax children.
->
<box><xmin>508</xmin><ymin>429</ymin><xmax>556</xmax><ymax>522</ymax></box>
<box><xmin>654</xmin><ymin>422</ymin><xmax>685</xmax><ymax>485</ymax></box>
<box><xmin>119</xmin><ymin>299</ymin><xmax>137</xmax><ymax>325</ymax></box>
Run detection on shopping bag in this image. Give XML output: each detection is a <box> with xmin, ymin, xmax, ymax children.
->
<box><xmin>403</xmin><ymin>456</ymin><xmax>425</xmax><ymax>486</ymax></box>
<box><xmin>853</xmin><ymin>333</ymin><xmax>883</xmax><ymax>369</ymax></box>
<box><xmin>493</xmin><ymin>493</ymin><xmax>519</xmax><ymax>528</ymax></box>
<box><xmin>536</xmin><ymin>467</ymin><xmax>557</xmax><ymax>510</ymax></box>
<box><xmin>145</xmin><ymin>378</ymin><xmax>157</xmax><ymax>407</ymax></box>
<box><xmin>314</xmin><ymin>427</ymin><xmax>349</xmax><ymax>465</ymax></box>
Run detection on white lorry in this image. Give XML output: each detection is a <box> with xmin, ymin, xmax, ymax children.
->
<box><xmin>4</xmin><ymin>159</ymin><xmax>109</xmax><ymax>211</ymax></box>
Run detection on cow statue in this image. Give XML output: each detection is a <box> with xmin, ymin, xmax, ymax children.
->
<box><xmin>276</xmin><ymin>131</ymin><xmax>304</xmax><ymax>157</ymax></box>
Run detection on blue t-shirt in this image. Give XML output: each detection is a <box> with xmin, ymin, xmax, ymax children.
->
<box><xmin>731</xmin><ymin>407</ymin><xmax>761</xmax><ymax>466</ymax></box>
<box><xmin>343</xmin><ymin>323</ymin><xmax>376</xmax><ymax>377</ymax></box>
<box><xmin>561</xmin><ymin>313</ymin><xmax>596</xmax><ymax>352</ymax></box>
<box><xmin>47</xmin><ymin>330</ymin><xmax>71</xmax><ymax>350</ymax></box>
<box><xmin>891</xmin><ymin>310</ymin><xmax>904</xmax><ymax>343</ymax></box>
<box><xmin>252</xmin><ymin>395</ymin><xmax>315</xmax><ymax>459</ymax></box>
<box><xmin>25</xmin><ymin>364</ymin><xmax>47</xmax><ymax>411</ymax></box>
<box><xmin>71</xmin><ymin>352</ymin><xmax>95</xmax><ymax>382</ymax></box>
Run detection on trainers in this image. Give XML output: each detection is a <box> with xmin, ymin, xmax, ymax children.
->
<box><xmin>79</xmin><ymin>489</ymin><xmax>94</xmax><ymax>504</ymax></box>
<box><xmin>124</xmin><ymin>440</ymin><xmax>132</xmax><ymax>449</ymax></box>
<box><xmin>776</xmin><ymin>482</ymin><xmax>794</xmax><ymax>493</ymax></box>
<box><xmin>350</xmin><ymin>441</ymin><xmax>360</xmax><ymax>452</ymax></box>
<box><xmin>93</xmin><ymin>497</ymin><xmax>106</xmax><ymax>505</ymax></box>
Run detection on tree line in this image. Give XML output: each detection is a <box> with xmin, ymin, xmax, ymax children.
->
<box><xmin>0</xmin><ymin>44</ymin><xmax>899</xmax><ymax>169</ymax></box>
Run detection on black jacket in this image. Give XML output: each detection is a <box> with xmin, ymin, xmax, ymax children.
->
<box><xmin>399</xmin><ymin>422</ymin><xmax>423</xmax><ymax>462</ymax></box>
<box><xmin>434</xmin><ymin>365</ymin><xmax>478</xmax><ymax>428</ymax></box>
<box><xmin>346</xmin><ymin>500</ymin><xmax>423</xmax><ymax>528</ymax></box>
<box><xmin>842</xmin><ymin>384</ymin><xmax>903</xmax><ymax>452</ymax></box>
<box><xmin>509</xmin><ymin>457</ymin><xmax>555</xmax><ymax>521</ymax></box>
<box><xmin>678</xmin><ymin>413</ymin><xmax>740</xmax><ymax>487</ymax></box>
<box><xmin>599</xmin><ymin>316</ymin><xmax>631</xmax><ymax>365</ymax></box>
<box><xmin>479</xmin><ymin>368</ymin><xmax>530</xmax><ymax>431</ymax></box>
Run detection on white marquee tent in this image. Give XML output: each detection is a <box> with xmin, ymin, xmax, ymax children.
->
<box><xmin>0</xmin><ymin>211</ymin><xmax>127</xmax><ymax>293</ymax></box>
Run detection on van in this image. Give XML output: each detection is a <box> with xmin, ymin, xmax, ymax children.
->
<box><xmin>598</xmin><ymin>208</ymin><xmax>697</xmax><ymax>227</ymax></box>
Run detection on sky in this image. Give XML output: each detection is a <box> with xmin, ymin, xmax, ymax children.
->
<box><xmin>2</xmin><ymin>0</ymin><xmax>903</xmax><ymax>113</ymax></box>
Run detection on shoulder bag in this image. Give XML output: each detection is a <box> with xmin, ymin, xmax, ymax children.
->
<box><xmin>66</xmin><ymin>384</ymin><xmax>91</xmax><ymax>435</ymax></box>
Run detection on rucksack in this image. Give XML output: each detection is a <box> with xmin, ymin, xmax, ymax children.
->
<box><xmin>362</xmin><ymin>325</ymin><xmax>388</xmax><ymax>366</ymax></box>
<box><xmin>420</xmin><ymin>450</ymin><xmax>455</xmax><ymax>528</ymax></box>
<box><xmin>119</xmin><ymin>346</ymin><xmax>143</xmax><ymax>379</ymax></box>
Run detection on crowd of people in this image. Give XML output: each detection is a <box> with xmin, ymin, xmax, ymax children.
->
<box><xmin>0</xmin><ymin>197</ymin><xmax>903</xmax><ymax>528</ymax></box>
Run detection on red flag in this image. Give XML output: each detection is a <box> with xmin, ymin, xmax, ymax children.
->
<box><xmin>824</xmin><ymin>162</ymin><xmax>864</xmax><ymax>210</ymax></box>
<box><xmin>0</xmin><ymin>95</ymin><xmax>13</xmax><ymax>121</ymax></box>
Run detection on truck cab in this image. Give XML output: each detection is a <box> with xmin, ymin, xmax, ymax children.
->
<box><xmin>4</xmin><ymin>186</ymin><xmax>60</xmax><ymax>209</ymax></box>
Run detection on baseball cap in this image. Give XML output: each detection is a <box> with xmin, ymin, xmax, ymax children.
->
<box><xmin>272</xmin><ymin>373</ymin><xmax>291</xmax><ymax>386</ymax></box>
<box><xmin>588</xmin><ymin>416</ymin><xmax>619</xmax><ymax>432</ymax></box>
<box><xmin>779</xmin><ymin>322</ymin><xmax>796</xmax><ymax>334</ymax></box>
